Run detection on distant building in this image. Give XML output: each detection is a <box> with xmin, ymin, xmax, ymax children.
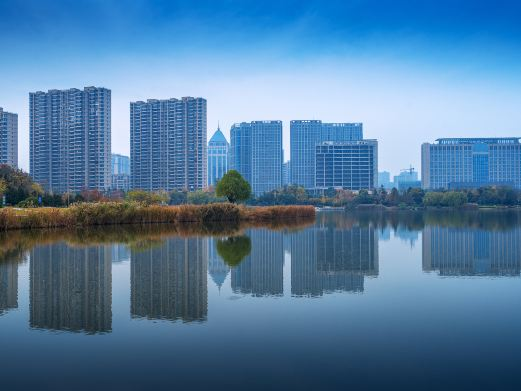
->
<box><xmin>130</xmin><ymin>97</ymin><xmax>207</xmax><ymax>191</ymax></box>
<box><xmin>290</xmin><ymin>120</ymin><xmax>363</xmax><ymax>189</ymax></box>
<box><xmin>315</xmin><ymin>140</ymin><xmax>378</xmax><ymax>190</ymax></box>
<box><xmin>111</xmin><ymin>154</ymin><xmax>130</xmax><ymax>191</ymax></box>
<box><xmin>378</xmin><ymin>171</ymin><xmax>392</xmax><ymax>189</ymax></box>
<box><xmin>422</xmin><ymin>138</ymin><xmax>521</xmax><ymax>189</ymax></box>
<box><xmin>207</xmin><ymin>127</ymin><xmax>229</xmax><ymax>186</ymax></box>
<box><xmin>230</xmin><ymin>121</ymin><xmax>283</xmax><ymax>195</ymax></box>
<box><xmin>394</xmin><ymin>169</ymin><xmax>420</xmax><ymax>191</ymax></box>
<box><xmin>230</xmin><ymin>122</ymin><xmax>252</xmax><ymax>185</ymax></box>
<box><xmin>282</xmin><ymin>161</ymin><xmax>290</xmax><ymax>186</ymax></box>
<box><xmin>0</xmin><ymin>107</ymin><xmax>18</xmax><ymax>168</ymax></box>
<box><xmin>29</xmin><ymin>87</ymin><xmax>111</xmax><ymax>193</ymax></box>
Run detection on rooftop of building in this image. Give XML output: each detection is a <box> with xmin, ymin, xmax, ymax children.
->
<box><xmin>209</xmin><ymin>127</ymin><xmax>228</xmax><ymax>144</ymax></box>
<box><xmin>318</xmin><ymin>139</ymin><xmax>377</xmax><ymax>145</ymax></box>
<box><xmin>435</xmin><ymin>138</ymin><xmax>520</xmax><ymax>145</ymax></box>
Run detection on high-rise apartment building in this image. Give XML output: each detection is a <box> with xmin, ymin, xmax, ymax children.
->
<box><xmin>290</xmin><ymin>120</ymin><xmax>363</xmax><ymax>189</ymax></box>
<box><xmin>282</xmin><ymin>161</ymin><xmax>290</xmax><ymax>186</ymax></box>
<box><xmin>230</xmin><ymin>121</ymin><xmax>283</xmax><ymax>195</ymax></box>
<box><xmin>230</xmin><ymin>122</ymin><xmax>252</xmax><ymax>184</ymax></box>
<box><xmin>421</xmin><ymin>138</ymin><xmax>521</xmax><ymax>189</ymax></box>
<box><xmin>207</xmin><ymin>127</ymin><xmax>229</xmax><ymax>186</ymax></box>
<box><xmin>0</xmin><ymin>107</ymin><xmax>18</xmax><ymax>168</ymax></box>
<box><xmin>315</xmin><ymin>140</ymin><xmax>378</xmax><ymax>190</ymax></box>
<box><xmin>130</xmin><ymin>97</ymin><xmax>207</xmax><ymax>191</ymax></box>
<box><xmin>111</xmin><ymin>154</ymin><xmax>130</xmax><ymax>191</ymax></box>
<box><xmin>29</xmin><ymin>87</ymin><xmax>111</xmax><ymax>193</ymax></box>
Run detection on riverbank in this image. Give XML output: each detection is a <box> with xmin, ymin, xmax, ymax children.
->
<box><xmin>0</xmin><ymin>202</ymin><xmax>316</xmax><ymax>231</ymax></box>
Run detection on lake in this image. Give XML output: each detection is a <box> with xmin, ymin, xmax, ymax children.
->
<box><xmin>0</xmin><ymin>211</ymin><xmax>520</xmax><ymax>391</ymax></box>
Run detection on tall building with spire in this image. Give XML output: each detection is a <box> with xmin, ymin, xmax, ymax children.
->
<box><xmin>207</xmin><ymin>126</ymin><xmax>229</xmax><ymax>186</ymax></box>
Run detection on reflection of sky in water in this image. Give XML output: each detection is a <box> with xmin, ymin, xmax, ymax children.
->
<box><xmin>0</xmin><ymin>211</ymin><xmax>521</xmax><ymax>390</ymax></box>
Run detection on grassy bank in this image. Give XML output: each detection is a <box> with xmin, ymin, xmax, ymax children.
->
<box><xmin>0</xmin><ymin>202</ymin><xmax>316</xmax><ymax>231</ymax></box>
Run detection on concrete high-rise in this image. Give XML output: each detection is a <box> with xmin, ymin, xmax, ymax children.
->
<box><xmin>290</xmin><ymin>120</ymin><xmax>363</xmax><ymax>189</ymax></box>
<box><xmin>422</xmin><ymin>138</ymin><xmax>521</xmax><ymax>189</ymax></box>
<box><xmin>230</xmin><ymin>121</ymin><xmax>283</xmax><ymax>195</ymax></box>
<box><xmin>207</xmin><ymin>127</ymin><xmax>229</xmax><ymax>186</ymax></box>
<box><xmin>29</xmin><ymin>87</ymin><xmax>111</xmax><ymax>193</ymax></box>
<box><xmin>0</xmin><ymin>107</ymin><xmax>18</xmax><ymax>168</ymax></box>
<box><xmin>315</xmin><ymin>140</ymin><xmax>378</xmax><ymax>190</ymax></box>
<box><xmin>130</xmin><ymin>97</ymin><xmax>207</xmax><ymax>191</ymax></box>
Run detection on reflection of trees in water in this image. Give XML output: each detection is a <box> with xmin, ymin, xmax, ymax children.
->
<box><xmin>216</xmin><ymin>236</ymin><xmax>251</xmax><ymax>267</ymax></box>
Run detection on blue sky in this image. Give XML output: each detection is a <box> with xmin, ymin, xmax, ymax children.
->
<box><xmin>1</xmin><ymin>0</ymin><xmax>521</xmax><ymax>176</ymax></box>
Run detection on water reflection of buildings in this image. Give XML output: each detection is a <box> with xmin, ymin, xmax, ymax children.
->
<box><xmin>111</xmin><ymin>244</ymin><xmax>130</xmax><ymax>263</ymax></box>
<box><xmin>30</xmin><ymin>244</ymin><xmax>112</xmax><ymax>333</ymax></box>
<box><xmin>131</xmin><ymin>237</ymin><xmax>208</xmax><ymax>322</ymax></box>
<box><xmin>0</xmin><ymin>261</ymin><xmax>18</xmax><ymax>315</ymax></box>
<box><xmin>231</xmin><ymin>229</ymin><xmax>284</xmax><ymax>297</ymax></box>
<box><xmin>208</xmin><ymin>238</ymin><xmax>229</xmax><ymax>290</ymax></box>
<box><xmin>423</xmin><ymin>226</ymin><xmax>521</xmax><ymax>276</ymax></box>
<box><xmin>291</xmin><ymin>223</ymin><xmax>379</xmax><ymax>296</ymax></box>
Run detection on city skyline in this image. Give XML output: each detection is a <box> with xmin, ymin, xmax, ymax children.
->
<box><xmin>1</xmin><ymin>1</ymin><xmax>520</xmax><ymax>177</ymax></box>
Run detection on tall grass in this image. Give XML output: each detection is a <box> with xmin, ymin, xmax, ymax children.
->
<box><xmin>0</xmin><ymin>202</ymin><xmax>315</xmax><ymax>231</ymax></box>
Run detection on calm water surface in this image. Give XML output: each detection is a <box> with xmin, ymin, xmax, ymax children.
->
<box><xmin>0</xmin><ymin>211</ymin><xmax>520</xmax><ymax>391</ymax></box>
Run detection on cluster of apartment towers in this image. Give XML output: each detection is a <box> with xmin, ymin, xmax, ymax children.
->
<box><xmin>2</xmin><ymin>86</ymin><xmax>521</xmax><ymax>195</ymax></box>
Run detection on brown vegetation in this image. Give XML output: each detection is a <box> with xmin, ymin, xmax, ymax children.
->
<box><xmin>0</xmin><ymin>202</ymin><xmax>316</xmax><ymax>231</ymax></box>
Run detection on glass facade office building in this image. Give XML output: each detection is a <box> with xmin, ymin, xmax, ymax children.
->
<box><xmin>111</xmin><ymin>154</ymin><xmax>130</xmax><ymax>191</ymax></box>
<box><xmin>230</xmin><ymin>121</ymin><xmax>283</xmax><ymax>195</ymax></box>
<box><xmin>0</xmin><ymin>107</ymin><xmax>18</xmax><ymax>168</ymax></box>
<box><xmin>29</xmin><ymin>87</ymin><xmax>111</xmax><ymax>193</ymax></box>
<box><xmin>207</xmin><ymin>127</ymin><xmax>229</xmax><ymax>186</ymax></box>
<box><xmin>290</xmin><ymin>120</ymin><xmax>363</xmax><ymax>189</ymax></box>
<box><xmin>421</xmin><ymin>138</ymin><xmax>521</xmax><ymax>189</ymax></box>
<box><xmin>130</xmin><ymin>97</ymin><xmax>207</xmax><ymax>191</ymax></box>
<box><xmin>315</xmin><ymin>140</ymin><xmax>378</xmax><ymax>190</ymax></box>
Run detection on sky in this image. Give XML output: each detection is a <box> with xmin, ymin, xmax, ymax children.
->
<box><xmin>1</xmin><ymin>0</ymin><xmax>521</xmax><ymax>177</ymax></box>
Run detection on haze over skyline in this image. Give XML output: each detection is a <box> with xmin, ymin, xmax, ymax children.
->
<box><xmin>1</xmin><ymin>0</ymin><xmax>520</xmax><ymax>175</ymax></box>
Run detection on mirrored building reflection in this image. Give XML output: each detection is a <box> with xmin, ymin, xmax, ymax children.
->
<box><xmin>131</xmin><ymin>237</ymin><xmax>208</xmax><ymax>322</ymax></box>
<box><xmin>423</xmin><ymin>226</ymin><xmax>521</xmax><ymax>276</ymax></box>
<box><xmin>231</xmin><ymin>229</ymin><xmax>284</xmax><ymax>297</ymax></box>
<box><xmin>291</xmin><ymin>216</ymin><xmax>379</xmax><ymax>296</ymax></box>
<box><xmin>30</xmin><ymin>244</ymin><xmax>112</xmax><ymax>333</ymax></box>
<box><xmin>0</xmin><ymin>260</ymin><xmax>18</xmax><ymax>316</ymax></box>
<box><xmin>112</xmin><ymin>244</ymin><xmax>130</xmax><ymax>263</ymax></box>
<box><xmin>208</xmin><ymin>238</ymin><xmax>229</xmax><ymax>290</ymax></box>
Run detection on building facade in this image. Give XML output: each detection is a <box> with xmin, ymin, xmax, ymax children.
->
<box><xmin>130</xmin><ymin>97</ymin><xmax>207</xmax><ymax>191</ymax></box>
<box><xmin>422</xmin><ymin>138</ymin><xmax>521</xmax><ymax>189</ymax></box>
<box><xmin>315</xmin><ymin>140</ymin><xmax>378</xmax><ymax>190</ymax></box>
<box><xmin>378</xmin><ymin>171</ymin><xmax>392</xmax><ymax>189</ymax></box>
<box><xmin>290</xmin><ymin>120</ymin><xmax>363</xmax><ymax>189</ymax></box>
<box><xmin>207</xmin><ymin>127</ymin><xmax>229</xmax><ymax>186</ymax></box>
<box><xmin>29</xmin><ymin>87</ymin><xmax>111</xmax><ymax>193</ymax></box>
<box><xmin>0</xmin><ymin>107</ymin><xmax>18</xmax><ymax>168</ymax></box>
<box><xmin>230</xmin><ymin>122</ymin><xmax>252</xmax><ymax>184</ymax></box>
<box><xmin>111</xmin><ymin>154</ymin><xmax>130</xmax><ymax>191</ymax></box>
<box><xmin>230</xmin><ymin>121</ymin><xmax>283</xmax><ymax>195</ymax></box>
<box><xmin>282</xmin><ymin>161</ymin><xmax>290</xmax><ymax>186</ymax></box>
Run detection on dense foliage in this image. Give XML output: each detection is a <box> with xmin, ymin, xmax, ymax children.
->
<box><xmin>215</xmin><ymin>170</ymin><xmax>251</xmax><ymax>203</ymax></box>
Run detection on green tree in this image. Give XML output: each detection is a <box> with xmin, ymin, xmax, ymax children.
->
<box><xmin>215</xmin><ymin>170</ymin><xmax>251</xmax><ymax>203</ymax></box>
<box><xmin>216</xmin><ymin>235</ymin><xmax>252</xmax><ymax>267</ymax></box>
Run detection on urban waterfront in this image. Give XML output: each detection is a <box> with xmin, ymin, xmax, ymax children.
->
<box><xmin>0</xmin><ymin>211</ymin><xmax>520</xmax><ymax>390</ymax></box>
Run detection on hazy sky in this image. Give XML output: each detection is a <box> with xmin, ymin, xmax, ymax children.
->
<box><xmin>1</xmin><ymin>0</ymin><xmax>520</xmax><ymax>177</ymax></box>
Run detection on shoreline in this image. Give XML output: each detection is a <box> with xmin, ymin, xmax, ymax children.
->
<box><xmin>0</xmin><ymin>202</ymin><xmax>316</xmax><ymax>231</ymax></box>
